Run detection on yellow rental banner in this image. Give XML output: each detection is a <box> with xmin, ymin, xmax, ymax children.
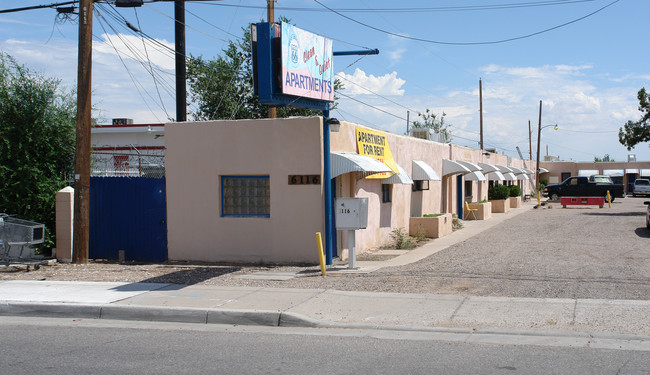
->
<box><xmin>356</xmin><ymin>127</ymin><xmax>399</xmax><ymax>179</ymax></box>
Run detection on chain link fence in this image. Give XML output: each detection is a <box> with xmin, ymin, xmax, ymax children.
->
<box><xmin>91</xmin><ymin>148</ymin><xmax>165</xmax><ymax>178</ymax></box>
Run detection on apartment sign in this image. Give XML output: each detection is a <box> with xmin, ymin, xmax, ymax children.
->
<box><xmin>281</xmin><ymin>22</ymin><xmax>334</xmax><ymax>102</ymax></box>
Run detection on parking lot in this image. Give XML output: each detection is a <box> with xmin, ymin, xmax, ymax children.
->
<box><xmin>364</xmin><ymin>196</ymin><xmax>650</xmax><ymax>300</ymax></box>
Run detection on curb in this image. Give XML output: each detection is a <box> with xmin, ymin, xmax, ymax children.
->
<box><xmin>1</xmin><ymin>302</ymin><xmax>649</xmax><ymax>351</ymax></box>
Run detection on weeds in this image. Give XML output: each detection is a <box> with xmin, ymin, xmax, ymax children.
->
<box><xmin>390</xmin><ymin>228</ymin><xmax>416</xmax><ymax>249</ymax></box>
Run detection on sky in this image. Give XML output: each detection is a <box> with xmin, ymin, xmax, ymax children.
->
<box><xmin>1</xmin><ymin>0</ymin><xmax>649</xmax><ymax>162</ymax></box>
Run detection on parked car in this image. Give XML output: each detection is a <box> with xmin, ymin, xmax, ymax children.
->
<box><xmin>543</xmin><ymin>176</ymin><xmax>625</xmax><ymax>202</ymax></box>
<box><xmin>633</xmin><ymin>179</ymin><xmax>650</xmax><ymax>197</ymax></box>
<box><xmin>645</xmin><ymin>201</ymin><xmax>650</xmax><ymax>229</ymax></box>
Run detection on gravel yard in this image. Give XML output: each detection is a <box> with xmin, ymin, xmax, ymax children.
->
<box><xmin>2</xmin><ymin>198</ymin><xmax>649</xmax><ymax>300</ymax></box>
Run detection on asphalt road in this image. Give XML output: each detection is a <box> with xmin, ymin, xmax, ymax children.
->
<box><xmin>1</xmin><ymin>317</ymin><xmax>648</xmax><ymax>375</ymax></box>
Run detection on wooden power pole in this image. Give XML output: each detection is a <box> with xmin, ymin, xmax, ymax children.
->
<box><xmin>267</xmin><ymin>0</ymin><xmax>276</xmax><ymax>119</ymax></box>
<box><xmin>528</xmin><ymin>120</ymin><xmax>532</xmax><ymax>161</ymax></box>
<box><xmin>175</xmin><ymin>0</ymin><xmax>186</xmax><ymax>122</ymax></box>
<box><xmin>73</xmin><ymin>0</ymin><xmax>93</xmax><ymax>264</ymax></box>
<box><xmin>479</xmin><ymin>78</ymin><xmax>483</xmax><ymax>150</ymax></box>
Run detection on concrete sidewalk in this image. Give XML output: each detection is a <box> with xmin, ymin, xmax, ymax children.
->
<box><xmin>1</xmin><ymin>280</ymin><xmax>649</xmax><ymax>351</ymax></box>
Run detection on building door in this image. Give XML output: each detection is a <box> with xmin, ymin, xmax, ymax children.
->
<box><xmin>627</xmin><ymin>173</ymin><xmax>638</xmax><ymax>195</ymax></box>
<box><xmin>561</xmin><ymin>172</ymin><xmax>571</xmax><ymax>182</ymax></box>
<box><xmin>456</xmin><ymin>174</ymin><xmax>464</xmax><ymax>219</ymax></box>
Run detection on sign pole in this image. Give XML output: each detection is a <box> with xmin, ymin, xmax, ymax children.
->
<box><xmin>322</xmin><ymin>111</ymin><xmax>333</xmax><ymax>265</ymax></box>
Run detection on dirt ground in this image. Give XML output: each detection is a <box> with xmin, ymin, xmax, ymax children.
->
<box><xmin>2</xmin><ymin>198</ymin><xmax>649</xmax><ymax>300</ymax></box>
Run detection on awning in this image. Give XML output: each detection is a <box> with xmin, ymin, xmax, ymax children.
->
<box><xmin>412</xmin><ymin>160</ymin><xmax>441</xmax><ymax>181</ymax></box>
<box><xmin>456</xmin><ymin>160</ymin><xmax>482</xmax><ymax>172</ymax></box>
<box><xmin>486</xmin><ymin>171</ymin><xmax>506</xmax><ymax>181</ymax></box>
<box><xmin>510</xmin><ymin>167</ymin><xmax>525</xmax><ymax>175</ymax></box>
<box><xmin>503</xmin><ymin>172</ymin><xmax>517</xmax><ymax>181</ymax></box>
<box><xmin>603</xmin><ymin>169</ymin><xmax>624</xmax><ymax>177</ymax></box>
<box><xmin>330</xmin><ymin>152</ymin><xmax>393</xmax><ymax>178</ymax></box>
<box><xmin>539</xmin><ymin>167</ymin><xmax>550</xmax><ymax>173</ymax></box>
<box><xmin>477</xmin><ymin>162</ymin><xmax>500</xmax><ymax>172</ymax></box>
<box><xmin>382</xmin><ymin>162</ymin><xmax>414</xmax><ymax>185</ymax></box>
<box><xmin>517</xmin><ymin>174</ymin><xmax>529</xmax><ymax>181</ymax></box>
<box><xmin>578</xmin><ymin>169</ymin><xmax>598</xmax><ymax>177</ymax></box>
<box><xmin>626</xmin><ymin>168</ymin><xmax>639</xmax><ymax>174</ymax></box>
<box><xmin>495</xmin><ymin>165</ymin><xmax>513</xmax><ymax>173</ymax></box>
<box><xmin>522</xmin><ymin>168</ymin><xmax>535</xmax><ymax>174</ymax></box>
<box><xmin>465</xmin><ymin>171</ymin><xmax>486</xmax><ymax>181</ymax></box>
<box><xmin>641</xmin><ymin>169</ymin><xmax>650</xmax><ymax>177</ymax></box>
<box><xmin>442</xmin><ymin>159</ymin><xmax>471</xmax><ymax>176</ymax></box>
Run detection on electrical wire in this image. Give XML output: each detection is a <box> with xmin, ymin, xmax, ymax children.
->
<box><xmin>313</xmin><ymin>0</ymin><xmax>620</xmax><ymax>45</ymax></box>
<box><xmin>198</xmin><ymin>0</ymin><xmax>597</xmax><ymax>14</ymax></box>
<box><xmin>135</xmin><ymin>7</ymin><xmax>170</xmax><ymax>119</ymax></box>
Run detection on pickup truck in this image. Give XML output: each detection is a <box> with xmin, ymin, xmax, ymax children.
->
<box><xmin>543</xmin><ymin>176</ymin><xmax>625</xmax><ymax>202</ymax></box>
<box><xmin>632</xmin><ymin>179</ymin><xmax>650</xmax><ymax>197</ymax></box>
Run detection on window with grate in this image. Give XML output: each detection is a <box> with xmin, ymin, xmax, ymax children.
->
<box><xmin>221</xmin><ymin>176</ymin><xmax>270</xmax><ymax>217</ymax></box>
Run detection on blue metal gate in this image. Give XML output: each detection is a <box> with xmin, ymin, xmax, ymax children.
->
<box><xmin>89</xmin><ymin>177</ymin><xmax>167</xmax><ymax>262</ymax></box>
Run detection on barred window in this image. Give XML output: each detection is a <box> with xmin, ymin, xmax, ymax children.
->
<box><xmin>221</xmin><ymin>176</ymin><xmax>270</xmax><ymax>217</ymax></box>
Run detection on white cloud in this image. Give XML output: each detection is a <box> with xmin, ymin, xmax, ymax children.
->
<box><xmin>336</xmin><ymin>63</ymin><xmax>648</xmax><ymax>162</ymax></box>
<box><xmin>1</xmin><ymin>36</ymin><xmax>175</xmax><ymax>123</ymax></box>
<box><xmin>93</xmin><ymin>33</ymin><xmax>175</xmax><ymax>71</ymax></box>
<box><xmin>337</xmin><ymin>68</ymin><xmax>406</xmax><ymax>96</ymax></box>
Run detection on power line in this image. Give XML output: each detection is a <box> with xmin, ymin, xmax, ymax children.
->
<box><xmin>199</xmin><ymin>0</ymin><xmax>597</xmax><ymax>13</ymax></box>
<box><xmin>313</xmin><ymin>0</ymin><xmax>620</xmax><ymax>46</ymax></box>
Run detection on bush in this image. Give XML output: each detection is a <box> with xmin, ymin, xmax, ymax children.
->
<box><xmin>509</xmin><ymin>185</ymin><xmax>521</xmax><ymax>197</ymax></box>
<box><xmin>488</xmin><ymin>185</ymin><xmax>510</xmax><ymax>200</ymax></box>
<box><xmin>390</xmin><ymin>228</ymin><xmax>415</xmax><ymax>249</ymax></box>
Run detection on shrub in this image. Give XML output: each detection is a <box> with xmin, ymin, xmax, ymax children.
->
<box><xmin>488</xmin><ymin>185</ymin><xmax>510</xmax><ymax>200</ymax></box>
<box><xmin>390</xmin><ymin>228</ymin><xmax>415</xmax><ymax>249</ymax></box>
<box><xmin>509</xmin><ymin>185</ymin><xmax>521</xmax><ymax>197</ymax></box>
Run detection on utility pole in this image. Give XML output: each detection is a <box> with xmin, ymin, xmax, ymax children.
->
<box><xmin>535</xmin><ymin>101</ymin><xmax>543</xmax><ymax>194</ymax></box>
<box><xmin>528</xmin><ymin>120</ymin><xmax>532</xmax><ymax>161</ymax></box>
<box><xmin>479</xmin><ymin>78</ymin><xmax>484</xmax><ymax>150</ymax></box>
<box><xmin>73</xmin><ymin>0</ymin><xmax>93</xmax><ymax>264</ymax></box>
<box><xmin>267</xmin><ymin>0</ymin><xmax>276</xmax><ymax>119</ymax></box>
<box><xmin>406</xmin><ymin>110</ymin><xmax>410</xmax><ymax>135</ymax></box>
<box><xmin>175</xmin><ymin>0</ymin><xmax>186</xmax><ymax>122</ymax></box>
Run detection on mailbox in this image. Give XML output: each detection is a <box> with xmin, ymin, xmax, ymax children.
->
<box><xmin>335</xmin><ymin>198</ymin><xmax>368</xmax><ymax>230</ymax></box>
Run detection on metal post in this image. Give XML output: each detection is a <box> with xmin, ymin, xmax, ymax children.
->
<box><xmin>347</xmin><ymin>230</ymin><xmax>356</xmax><ymax>269</ymax></box>
<box><xmin>322</xmin><ymin>112</ymin><xmax>333</xmax><ymax>265</ymax></box>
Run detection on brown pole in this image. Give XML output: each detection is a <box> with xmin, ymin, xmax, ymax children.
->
<box><xmin>535</xmin><ymin>101</ymin><xmax>542</xmax><ymax>194</ymax></box>
<box><xmin>73</xmin><ymin>0</ymin><xmax>93</xmax><ymax>264</ymax></box>
<box><xmin>528</xmin><ymin>120</ymin><xmax>532</xmax><ymax>161</ymax></box>
<box><xmin>479</xmin><ymin>78</ymin><xmax>483</xmax><ymax>150</ymax></box>
<box><xmin>267</xmin><ymin>0</ymin><xmax>276</xmax><ymax>119</ymax></box>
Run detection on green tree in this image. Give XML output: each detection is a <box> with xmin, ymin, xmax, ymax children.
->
<box><xmin>594</xmin><ymin>154</ymin><xmax>614</xmax><ymax>162</ymax></box>
<box><xmin>411</xmin><ymin>109</ymin><xmax>452</xmax><ymax>143</ymax></box>
<box><xmin>619</xmin><ymin>87</ymin><xmax>650</xmax><ymax>150</ymax></box>
<box><xmin>187</xmin><ymin>20</ymin><xmax>341</xmax><ymax>121</ymax></box>
<box><xmin>0</xmin><ymin>52</ymin><xmax>76</xmax><ymax>251</ymax></box>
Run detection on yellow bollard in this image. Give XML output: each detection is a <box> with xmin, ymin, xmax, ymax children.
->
<box><xmin>607</xmin><ymin>190</ymin><xmax>611</xmax><ymax>208</ymax></box>
<box><xmin>537</xmin><ymin>191</ymin><xmax>541</xmax><ymax>206</ymax></box>
<box><xmin>315</xmin><ymin>232</ymin><xmax>326</xmax><ymax>276</ymax></box>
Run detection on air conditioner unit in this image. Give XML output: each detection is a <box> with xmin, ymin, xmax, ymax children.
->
<box><xmin>409</xmin><ymin>128</ymin><xmax>431</xmax><ymax>140</ymax></box>
<box><xmin>485</xmin><ymin>147</ymin><xmax>497</xmax><ymax>153</ymax></box>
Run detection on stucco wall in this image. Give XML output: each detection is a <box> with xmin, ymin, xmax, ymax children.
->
<box><xmin>165</xmin><ymin>117</ymin><xmax>324</xmax><ymax>263</ymax></box>
<box><xmin>165</xmin><ymin>116</ymin><xmax>538</xmax><ymax>263</ymax></box>
<box><xmin>329</xmin><ymin>121</ymin><xmax>449</xmax><ymax>253</ymax></box>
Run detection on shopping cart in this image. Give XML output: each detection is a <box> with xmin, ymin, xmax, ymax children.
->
<box><xmin>0</xmin><ymin>213</ymin><xmax>45</xmax><ymax>271</ymax></box>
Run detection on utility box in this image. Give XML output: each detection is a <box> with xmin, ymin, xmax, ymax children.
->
<box><xmin>335</xmin><ymin>198</ymin><xmax>368</xmax><ymax>230</ymax></box>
